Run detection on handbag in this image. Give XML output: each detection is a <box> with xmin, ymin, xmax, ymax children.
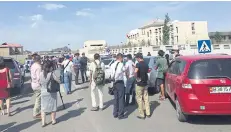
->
<box><xmin>108</xmin><ymin>62</ymin><xmax>120</xmax><ymax>95</ymax></box>
<box><xmin>47</xmin><ymin>72</ymin><xmax>60</xmax><ymax>93</ymax></box>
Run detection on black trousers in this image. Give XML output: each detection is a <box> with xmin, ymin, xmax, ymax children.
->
<box><xmin>113</xmin><ymin>81</ymin><xmax>125</xmax><ymax>117</ymax></box>
<box><xmin>80</xmin><ymin>68</ymin><xmax>88</xmax><ymax>83</ymax></box>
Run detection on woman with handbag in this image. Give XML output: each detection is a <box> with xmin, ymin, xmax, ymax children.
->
<box><xmin>39</xmin><ymin>60</ymin><xmax>61</xmax><ymax>127</ymax></box>
<box><xmin>0</xmin><ymin>56</ymin><xmax>12</xmax><ymax>116</ymax></box>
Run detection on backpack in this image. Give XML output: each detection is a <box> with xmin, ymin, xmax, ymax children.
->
<box><xmin>93</xmin><ymin>61</ymin><xmax>105</xmax><ymax>86</ymax></box>
<box><xmin>47</xmin><ymin>72</ymin><xmax>60</xmax><ymax>93</ymax></box>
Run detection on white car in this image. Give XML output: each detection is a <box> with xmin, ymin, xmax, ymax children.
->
<box><xmin>86</xmin><ymin>58</ymin><xmax>115</xmax><ymax>82</ymax></box>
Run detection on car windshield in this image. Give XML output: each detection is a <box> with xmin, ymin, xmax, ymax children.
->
<box><xmin>188</xmin><ymin>59</ymin><xmax>231</xmax><ymax>79</ymax></box>
<box><xmin>4</xmin><ymin>59</ymin><xmax>16</xmax><ymax>69</ymax></box>
<box><xmin>103</xmin><ymin>59</ymin><xmax>112</xmax><ymax>65</ymax></box>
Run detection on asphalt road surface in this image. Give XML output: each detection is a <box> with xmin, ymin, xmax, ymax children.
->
<box><xmin>1</xmin><ymin>74</ymin><xmax>231</xmax><ymax>132</ymax></box>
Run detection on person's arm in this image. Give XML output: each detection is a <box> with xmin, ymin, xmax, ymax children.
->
<box><xmin>89</xmin><ymin>63</ymin><xmax>93</xmax><ymax>84</ymax></box>
<box><xmin>7</xmin><ymin>68</ymin><xmax>12</xmax><ymax>84</ymax></box>
<box><xmin>134</xmin><ymin>63</ymin><xmax>139</xmax><ymax>78</ymax></box>
<box><xmin>35</xmin><ymin>66</ymin><xmax>42</xmax><ymax>84</ymax></box>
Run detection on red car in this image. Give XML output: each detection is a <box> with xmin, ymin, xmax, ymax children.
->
<box><xmin>165</xmin><ymin>54</ymin><xmax>231</xmax><ymax>122</ymax></box>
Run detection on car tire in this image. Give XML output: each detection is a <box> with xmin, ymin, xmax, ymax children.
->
<box><xmin>176</xmin><ymin>98</ymin><xmax>188</xmax><ymax>122</ymax></box>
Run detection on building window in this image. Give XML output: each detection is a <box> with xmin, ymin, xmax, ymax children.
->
<box><xmin>213</xmin><ymin>44</ymin><xmax>220</xmax><ymax>50</ymax></box>
<box><xmin>176</xmin><ymin>36</ymin><xmax>178</xmax><ymax>43</ymax></box>
<box><xmin>137</xmin><ymin>33</ymin><xmax>139</xmax><ymax>37</ymax></box>
<box><xmin>229</xmin><ymin>36</ymin><xmax>231</xmax><ymax>40</ymax></box>
<box><xmin>192</xmin><ymin>31</ymin><xmax>195</xmax><ymax>35</ymax></box>
<box><xmin>155</xmin><ymin>29</ymin><xmax>158</xmax><ymax>34</ymax></box>
<box><xmin>147</xmin><ymin>32</ymin><xmax>149</xmax><ymax>37</ymax></box>
<box><xmin>224</xmin><ymin>45</ymin><xmax>230</xmax><ymax>49</ymax></box>
<box><xmin>176</xmin><ymin>27</ymin><xmax>178</xmax><ymax>34</ymax></box>
<box><xmin>191</xmin><ymin>22</ymin><xmax>195</xmax><ymax>30</ymax></box>
<box><xmin>150</xmin><ymin>30</ymin><xmax>152</xmax><ymax>35</ymax></box>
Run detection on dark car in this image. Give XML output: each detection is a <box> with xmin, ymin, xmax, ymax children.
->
<box><xmin>4</xmin><ymin>57</ymin><xmax>24</xmax><ymax>96</ymax></box>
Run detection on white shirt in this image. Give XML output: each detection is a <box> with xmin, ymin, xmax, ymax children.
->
<box><xmin>111</xmin><ymin>60</ymin><xmax>125</xmax><ymax>81</ymax></box>
<box><xmin>89</xmin><ymin>60</ymin><xmax>105</xmax><ymax>81</ymax></box>
<box><xmin>62</xmin><ymin>59</ymin><xmax>73</xmax><ymax>73</ymax></box>
<box><xmin>125</xmin><ymin>60</ymin><xmax>135</xmax><ymax>78</ymax></box>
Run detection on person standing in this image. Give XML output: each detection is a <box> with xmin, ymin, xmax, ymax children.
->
<box><xmin>80</xmin><ymin>53</ymin><xmax>88</xmax><ymax>83</ymax></box>
<box><xmin>147</xmin><ymin>52</ymin><xmax>151</xmax><ymax>56</ymax></box>
<box><xmin>111</xmin><ymin>53</ymin><xmax>125</xmax><ymax>119</ymax></box>
<box><xmin>61</xmin><ymin>55</ymin><xmax>73</xmax><ymax>94</ymax></box>
<box><xmin>40</xmin><ymin>61</ymin><xmax>61</xmax><ymax>127</ymax></box>
<box><xmin>124</xmin><ymin>54</ymin><xmax>136</xmax><ymax>106</ymax></box>
<box><xmin>0</xmin><ymin>56</ymin><xmax>12</xmax><ymax>116</ymax></box>
<box><xmin>155</xmin><ymin>50</ymin><xmax>168</xmax><ymax>100</ymax></box>
<box><xmin>135</xmin><ymin>53</ymin><xmax>151</xmax><ymax>119</ymax></box>
<box><xmin>73</xmin><ymin>53</ymin><xmax>81</xmax><ymax>85</ymax></box>
<box><xmin>89</xmin><ymin>53</ymin><xmax>105</xmax><ymax>111</ymax></box>
<box><xmin>31</xmin><ymin>55</ymin><xmax>42</xmax><ymax>119</ymax></box>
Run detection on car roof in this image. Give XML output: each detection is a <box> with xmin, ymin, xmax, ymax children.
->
<box><xmin>178</xmin><ymin>54</ymin><xmax>231</xmax><ymax>61</ymax></box>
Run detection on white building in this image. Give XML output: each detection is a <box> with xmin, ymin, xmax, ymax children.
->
<box><xmin>79</xmin><ymin>40</ymin><xmax>107</xmax><ymax>59</ymax></box>
<box><xmin>126</xmin><ymin>19</ymin><xmax>209</xmax><ymax>46</ymax></box>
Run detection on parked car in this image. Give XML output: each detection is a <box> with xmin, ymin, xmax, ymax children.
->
<box><xmin>165</xmin><ymin>54</ymin><xmax>231</xmax><ymax>122</ymax></box>
<box><xmin>3</xmin><ymin>57</ymin><xmax>24</xmax><ymax>96</ymax></box>
<box><xmin>86</xmin><ymin>58</ymin><xmax>115</xmax><ymax>83</ymax></box>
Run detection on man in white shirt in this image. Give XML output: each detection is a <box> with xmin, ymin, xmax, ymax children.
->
<box><xmin>124</xmin><ymin>54</ymin><xmax>136</xmax><ymax>106</ymax></box>
<box><xmin>110</xmin><ymin>53</ymin><xmax>125</xmax><ymax>119</ymax></box>
<box><xmin>89</xmin><ymin>53</ymin><xmax>105</xmax><ymax>111</ymax></box>
<box><xmin>61</xmin><ymin>55</ymin><xmax>73</xmax><ymax>95</ymax></box>
<box><xmin>30</xmin><ymin>55</ymin><xmax>42</xmax><ymax>119</ymax></box>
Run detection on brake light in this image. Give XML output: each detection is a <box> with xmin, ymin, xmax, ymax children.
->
<box><xmin>148</xmin><ymin>68</ymin><xmax>151</xmax><ymax>73</ymax></box>
<box><xmin>182</xmin><ymin>78</ymin><xmax>192</xmax><ymax>89</ymax></box>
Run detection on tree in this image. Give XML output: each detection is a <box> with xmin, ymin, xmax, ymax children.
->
<box><xmin>162</xmin><ymin>13</ymin><xmax>171</xmax><ymax>45</ymax></box>
<box><xmin>214</xmin><ymin>31</ymin><xmax>222</xmax><ymax>44</ymax></box>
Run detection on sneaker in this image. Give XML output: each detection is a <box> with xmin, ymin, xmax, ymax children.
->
<box><xmin>146</xmin><ymin>115</ymin><xmax>151</xmax><ymax>118</ymax></box>
<box><xmin>91</xmin><ymin>107</ymin><xmax>99</xmax><ymax>111</ymax></box>
<box><xmin>137</xmin><ymin>116</ymin><xmax>145</xmax><ymax>120</ymax></box>
<box><xmin>33</xmin><ymin>115</ymin><xmax>41</xmax><ymax>119</ymax></box>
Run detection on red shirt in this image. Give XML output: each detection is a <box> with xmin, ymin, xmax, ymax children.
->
<box><xmin>0</xmin><ymin>68</ymin><xmax>10</xmax><ymax>98</ymax></box>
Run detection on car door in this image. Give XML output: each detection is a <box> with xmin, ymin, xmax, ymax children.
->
<box><xmin>171</xmin><ymin>60</ymin><xmax>187</xmax><ymax>98</ymax></box>
<box><xmin>165</xmin><ymin>61</ymin><xmax>177</xmax><ymax>99</ymax></box>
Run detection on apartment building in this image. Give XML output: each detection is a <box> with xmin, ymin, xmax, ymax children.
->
<box><xmin>126</xmin><ymin>19</ymin><xmax>209</xmax><ymax>46</ymax></box>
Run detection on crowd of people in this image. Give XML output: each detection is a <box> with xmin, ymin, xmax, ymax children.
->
<box><xmin>0</xmin><ymin>48</ymin><xmax>181</xmax><ymax>127</ymax></box>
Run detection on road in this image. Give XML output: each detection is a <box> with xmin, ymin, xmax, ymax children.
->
<box><xmin>1</xmin><ymin>74</ymin><xmax>231</xmax><ymax>132</ymax></box>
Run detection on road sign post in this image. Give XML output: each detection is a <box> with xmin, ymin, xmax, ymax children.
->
<box><xmin>197</xmin><ymin>40</ymin><xmax>212</xmax><ymax>54</ymax></box>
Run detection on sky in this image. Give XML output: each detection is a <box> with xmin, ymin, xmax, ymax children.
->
<box><xmin>0</xmin><ymin>1</ymin><xmax>231</xmax><ymax>51</ymax></box>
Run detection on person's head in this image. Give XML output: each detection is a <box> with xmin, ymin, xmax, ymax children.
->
<box><xmin>165</xmin><ymin>54</ymin><xmax>169</xmax><ymax>60</ymax></box>
<box><xmin>116</xmin><ymin>53</ymin><xmax>123</xmax><ymax>62</ymax></box>
<box><xmin>173</xmin><ymin>49</ymin><xmax>180</xmax><ymax>55</ymax></box>
<box><xmin>43</xmin><ymin>60</ymin><xmax>53</xmax><ymax>78</ymax></box>
<box><xmin>34</xmin><ymin>55</ymin><xmax>41</xmax><ymax>64</ymax></box>
<box><xmin>0</xmin><ymin>56</ymin><xmax>6</xmax><ymax>70</ymax></box>
<box><xmin>158</xmin><ymin>50</ymin><xmax>165</xmax><ymax>57</ymax></box>
<box><xmin>75</xmin><ymin>53</ymin><xmax>80</xmax><ymax>57</ymax></box>
<box><xmin>82</xmin><ymin>53</ymin><xmax>85</xmax><ymax>57</ymax></box>
<box><xmin>135</xmin><ymin>53</ymin><xmax>143</xmax><ymax>62</ymax></box>
<box><xmin>94</xmin><ymin>53</ymin><xmax>100</xmax><ymax>60</ymax></box>
<box><xmin>127</xmin><ymin>54</ymin><xmax>132</xmax><ymax>60</ymax></box>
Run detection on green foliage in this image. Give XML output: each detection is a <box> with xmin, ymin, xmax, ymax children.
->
<box><xmin>214</xmin><ymin>31</ymin><xmax>222</xmax><ymax>44</ymax></box>
<box><xmin>163</xmin><ymin>13</ymin><xmax>171</xmax><ymax>45</ymax></box>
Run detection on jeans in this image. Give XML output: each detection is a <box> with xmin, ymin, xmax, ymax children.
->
<box><xmin>64</xmin><ymin>71</ymin><xmax>72</xmax><ymax>94</ymax></box>
<box><xmin>33</xmin><ymin>90</ymin><xmax>41</xmax><ymax>116</ymax></box>
<box><xmin>74</xmin><ymin>68</ymin><xmax>80</xmax><ymax>84</ymax></box>
<box><xmin>113</xmin><ymin>81</ymin><xmax>125</xmax><ymax>117</ymax></box>
<box><xmin>80</xmin><ymin>68</ymin><xmax>88</xmax><ymax>83</ymax></box>
<box><xmin>60</xmin><ymin>69</ymin><xmax>64</xmax><ymax>83</ymax></box>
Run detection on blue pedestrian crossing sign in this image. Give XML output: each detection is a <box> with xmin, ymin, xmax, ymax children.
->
<box><xmin>197</xmin><ymin>40</ymin><xmax>212</xmax><ymax>54</ymax></box>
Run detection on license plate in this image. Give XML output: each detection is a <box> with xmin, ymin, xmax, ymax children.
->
<box><xmin>210</xmin><ymin>86</ymin><xmax>231</xmax><ymax>93</ymax></box>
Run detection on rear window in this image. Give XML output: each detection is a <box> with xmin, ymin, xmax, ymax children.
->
<box><xmin>103</xmin><ymin>59</ymin><xmax>112</xmax><ymax>65</ymax></box>
<box><xmin>188</xmin><ymin>59</ymin><xmax>231</xmax><ymax>79</ymax></box>
<box><xmin>4</xmin><ymin>59</ymin><xmax>16</xmax><ymax>69</ymax></box>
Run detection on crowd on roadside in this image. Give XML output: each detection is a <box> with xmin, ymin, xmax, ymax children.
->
<box><xmin>0</xmin><ymin>48</ymin><xmax>181</xmax><ymax>127</ymax></box>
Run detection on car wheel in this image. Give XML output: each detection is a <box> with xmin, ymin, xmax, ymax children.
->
<box><xmin>175</xmin><ymin>98</ymin><xmax>188</xmax><ymax>122</ymax></box>
<box><xmin>164</xmin><ymin>81</ymin><xmax>169</xmax><ymax>98</ymax></box>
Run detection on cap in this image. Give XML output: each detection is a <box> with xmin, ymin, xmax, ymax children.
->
<box><xmin>65</xmin><ymin>55</ymin><xmax>70</xmax><ymax>59</ymax></box>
